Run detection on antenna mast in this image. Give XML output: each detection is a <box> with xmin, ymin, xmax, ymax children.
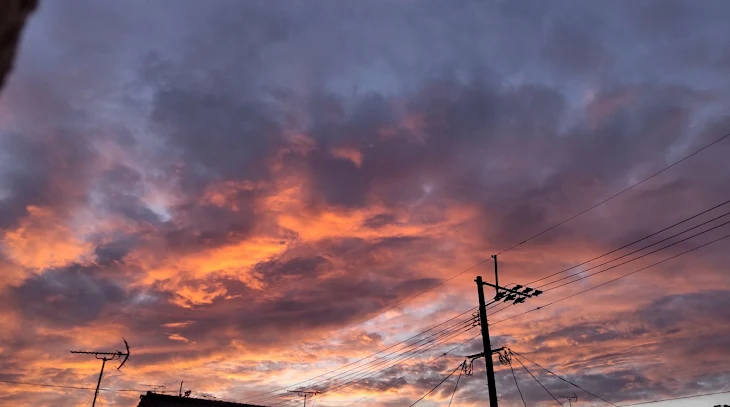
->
<box><xmin>288</xmin><ymin>390</ymin><xmax>321</xmax><ymax>407</ymax></box>
<box><xmin>70</xmin><ymin>338</ymin><xmax>130</xmax><ymax>407</ymax></box>
<box><xmin>559</xmin><ymin>393</ymin><xmax>578</xmax><ymax>407</ymax></box>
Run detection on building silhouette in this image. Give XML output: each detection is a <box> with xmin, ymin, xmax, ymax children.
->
<box><xmin>137</xmin><ymin>392</ymin><xmax>268</xmax><ymax>407</ymax></box>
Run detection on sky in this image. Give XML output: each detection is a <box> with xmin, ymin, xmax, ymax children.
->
<box><xmin>1</xmin><ymin>1</ymin><xmax>730</xmax><ymax>406</ymax></box>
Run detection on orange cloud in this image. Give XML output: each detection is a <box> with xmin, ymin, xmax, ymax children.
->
<box><xmin>330</xmin><ymin>146</ymin><xmax>363</xmax><ymax>168</ymax></box>
<box><xmin>2</xmin><ymin>206</ymin><xmax>94</xmax><ymax>271</ymax></box>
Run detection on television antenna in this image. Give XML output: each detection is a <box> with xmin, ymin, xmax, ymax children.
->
<box><xmin>288</xmin><ymin>390</ymin><xmax>321</xmax><ymax>407</ymax></box>
<box><xmin>70</xmin><ymin>338</ymin><xmax>130</xmax><ymax>407</ymax></box>
<box><xmin>559</xmin><ymin>393</ymin><xmax>578</xmax><ymax>407</ymax></box>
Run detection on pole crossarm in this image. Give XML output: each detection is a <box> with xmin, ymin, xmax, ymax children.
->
<box><xmin>479</xmin><ymin>282</ymin><xmax>543</xmax><ymax>301</ymax></box>
<box><xmin>474</xmin><ymin>255</ymin><xmax>542</xmax><ymax>407</ymax></box>
<box><xmin>466</xmin><ymin>347</ymin><xmax>504</xmax><ymax>360</ymax></box>
<box><xmin>288</xmin><ymin>390</ymin><xmax>321</xmax><ymax>407</ymax></box>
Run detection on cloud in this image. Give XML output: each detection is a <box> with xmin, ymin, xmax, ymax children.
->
<box><xmin>1</xmin><ymin>1</ymin><xmax>730</xmax><ymax>406</ymax></box>
<box><xmin>12</xmin><ymin>264</ymin><xmax>126</xmax><ymax>326</ymax></box>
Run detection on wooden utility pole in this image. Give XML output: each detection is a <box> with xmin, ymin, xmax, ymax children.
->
<box><xmin>476</xmin><ymin>274</ymin><xmax>499</xmax><ymax>407</ymax></box>
<box><xmin>475</xmin><ymin>255</ymin><xmax>544</xmax><ymax>407</ymax></box>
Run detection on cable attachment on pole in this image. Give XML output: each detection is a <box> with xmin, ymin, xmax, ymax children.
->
<box><xmin>498</xmin><ymin>349</ymin><xmax>512</xmax><ymax>366</ymax></box>
<box><xmin>462</xmin><ymin>359</ymin><xmax>474</xmax><ymax>376</ymax></box>
<box><xmin>471</xmin><ymin>312</ymin><xmax>481</xmax><ymax>327</ymax></box>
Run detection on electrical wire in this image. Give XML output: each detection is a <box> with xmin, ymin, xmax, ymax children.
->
<box><xmin>239</xmin><ymin>306</ymin><xmax>477</xmax><ymax>404</ymax></box>
<box><xmin>511</xmin><ymin>350</ymin><xmax>617</xmax><ymax>406</ymax></box>
<box><xmin>299</xmin><ymin>318</ymin><xmax>474</xmax><ymax>393</ymax></box>
<box><xmin>313</xmin><ymin>324</ymin><xmax>476</xmax><ymax>397</ymax></box>
<box><xmin>487</xmin><ymin>211</ymin><xmax>729</xmax><ymax>322</ymax></box>
<box><xmin>491</xmin><ymin>232</ymin><xmax>730</xmax><ymax>326</ymax></box>
<box><xmin>524</xmin><ymin>198</ymin><xmax>730</xmax><ymax>286</ymax></box>
<box><xmin>617</xmin><ymin>390</ymin><xmax>730</xmax><ymax>406</ymax></box>
<box><xmin>406</xmin><ymin>362</ymin><xmax>463</xmax><ymax>407</ymax></box>
<box><xmin>258</xmin><ymin>318</ymin><xmax>477</xmax><ymax>405</ymax></box>
<box><xmin>539</xmin><ymin>212</ymin><xmax>730</xmax><ymax>291</ymax></box>
<box><xmin>248</xmin><ymin>133</ymin><xmax>730</xmax><ymax>404</ymax></box>
<box><xmin>513</xmin><ymin>355</ymin><xmax>563</xmax><ymax>407</ymax></box>
<box><xmin>344</xmin><ymin>332</ymin><xmax>481</xmax><ymax>407</ymax></box>
<box><xmin>0</xmin><ymin>379</ymin><xmax>173</xmax><ymax>393</ymax></box>
<box><xmin>265</xmin><ymin>325</ymin><xmax>478</xmax><ymax>407</ymax></box>
<box><xmin>269</xmin><ymin>326</ymin><xmax>476</xmax><ymax>407</ymax></box>
<box><xmin>254</xmin><ymin>132</ymin><xmax>730</xmax><ymax>407</ymax></box>
<box><xmin>310</xmin><ymin>264</ymin><xmax>488</xmax><ymax>345</ymax></box>
<box><xmin>266</xmin><ymin>132</ymin><xmax>730</xmax><ymax>393</ymax></box>
<box><xmin>495</xmin><ymin>131</ymin><xmax>730</xmax><ymax>255</ymax></box>
<box><xmin>446</xmin><ymin>362</ymin><xmax>464</xmax><ymax>407</ymax></box>
<box><xmin>486</xmin><ymin>200</ymin><xmax>730</xmax><ymax>325</ymax></box>
<box><xmin>309</xmin><ymin>393</ymin><xmax>317</xmax><ymax>407</ymax></box>
<box><xmin>305</xmin><ymin>325</ymin><xmax>473</xmax><ymax>398</ymax></box>
<box><xmin>264</xmin><ymin>303</ymin><xmax>484</xmax><ymax>403</ymax></box>
<box><xmin>265</xmin><ymin>203</ymin><xmax>730</xmax><ymax>406</ymax></box>
<box><xmin>509</xmin><ymin>361</ymin><xmax>527</xmax><ymax>407</ymax></box>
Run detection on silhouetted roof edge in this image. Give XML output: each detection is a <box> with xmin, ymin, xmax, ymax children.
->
<box><xmin>138</xmin><ymin>391</ymin><xmax>269</xmax><ymax>407</ymax></box>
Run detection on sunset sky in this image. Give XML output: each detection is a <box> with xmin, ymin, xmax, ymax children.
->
<box><xmin>1</xmin><ymin>1</ymin><xmax>730</xmax><ymax>406</ymax></box>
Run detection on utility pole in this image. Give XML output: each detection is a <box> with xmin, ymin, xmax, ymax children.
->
<box><xmin>474</xmin><ymin>255</ymin><xmax>543</xmax><ymax>407</ymax></box>
<box><xmin>288</xmin><ymin>390</ymin><xmax>321</xmax><ymax>407</ymax></box>
<box><xmin>559</xmin><ymin>393</ymin><xmax>578</xmax><ymax>407</ymax></box>
<box><xmin>476</xmin><ymin>274</ymin><xmax>499</xmax><ymax>407</ymax></box>
<box><xmin>70</xmin><ymin>338</ymin><xmax>130</xmax><ymax>407</ymax></box>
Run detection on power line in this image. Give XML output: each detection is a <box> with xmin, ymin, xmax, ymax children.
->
<box><xmin>484</xmin><ymin>198</ymin><xmax>730</xmax><ymax>323</ymax></box>
<box><xmin>509</xmin><ymin>360</ymin><xmax>527</xmax><ymax>407</ymax></box>
<box><xmin>274</xmin><ymin>198</ymin><xmax>729</xmax><ymax>406</ymax></box>
<box><xmin>240</xmin><ymin>306</ymin><xmax>477</xmax><ymax>404</ymax></box>
<box><xmin>306</xmin><ymin>322</ymin><xmax>474</xmax><ymax>397</ymax></box>
<box><xmin>255</xmin><ymin>317</ymin><xmax>478</xmax><ymax>405</ymax></box>
<box><xmin>525</xmin><ymin>198</ymin><xmax>730</xmax><ymax>286</ymax></box>
<box><xmin>0</xmin><ymin>379</ymin><xmax>170</xmax><ymax>393</ymax></box>
<box><xmin>446</xmin><ymin>362</ymin><xmax>463</xmax><ymax>407</ymax></box>
<box><xmin>539</xmin><ymin>212</ymin><xmax>730</xmax><ymax>291</ymax></box>
<box><xmin>406</xmin><ymin>361</ymin><xmax>464</xmax><ymax>407</ymax></box>
<box><xmin>511</xmin><ymin>350</ymin><xmax>617</xmax><ymax>406</ymax></box>
<box><xmin>344</xmin><ymin>332</ymin><xmax>481</xmax><ymax>407</ymax></box>
<box><xmin>252</xmin><ymin>133</ymin><xmax>730</xmax><ymax>405</ymax></box>
<box><xmin>310</xmin><ymin>267</ymin><xmax>488</xmax><ymax>345</ymax></box>
<box><xmin>266</xmin><ymin>132</ymin><xmax>730</xmax><ymax>392</ymax></box>
<box><xmin>270</xmin><ymin>326</ymin><xmax>476</xmax><ymax>407</ymax></box>
<box><xmin>513</xmin><ymin>355</ymin><xmax>563</xmax><ymax>407</ymax></box>
<box><xmin>495</xmin><ymin>131</ymin><xmax>730</xmax><ymax>255</ymax></box>
<box><xmin>618</xmin><ymin>390</ymin><xmax>730</xmax><ymax>406</ymax></box>
<box><xmin>491</xmin><ymin>232</ymin><xmax>730</xmax><ymax>326</ymax></box>
<box><xmin>265</xmin><ymin>325</ymin><xmax>478</xmax><ymax>407</ymax></box>
<box><xmin>314</xmin><ymin>324</ymin><xmax>476</xmax><ymax>397</ymax></box>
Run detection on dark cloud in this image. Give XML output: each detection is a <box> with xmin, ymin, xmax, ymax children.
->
<box><xmin>0</xmin><ymin>127</ymin><xmax>94</xmax><ymax>230</ymax></box>
<box><xmin>94</xmin><ymin>164</ymin><xmax>162</xmax><ymax>224</ymax></box>
<box><xmin>94</xmin><ymin>237</ymin><xmax>138</xmax><ymax>265</ymax></box>
<box><xmin>362</xmin><ymin>213</ymin><xmax>397</xmax><ymax>229</ymax></box>
<box><xmin>640</xmin><ymin>290</ymin><xmax>730</xmax><ymax>330</ymax></box>
<box><xmin>3</xmin><ymin>0</ymin><xmax>730</xmax><ymax>406</ymax></box>
<box><xmin>13</xmin><ymin>265</ymin><xmax>126</xmax><ymax>326</ymax></box>
<box><xmin>150</xmin><ymin>83</ymin><xmax>283</xmax><ymax>187</ymax></box>
<box><xmin>255</xmin><ymin>256</ymin><xmax>329</xmax><ymax>283</ymax></box>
